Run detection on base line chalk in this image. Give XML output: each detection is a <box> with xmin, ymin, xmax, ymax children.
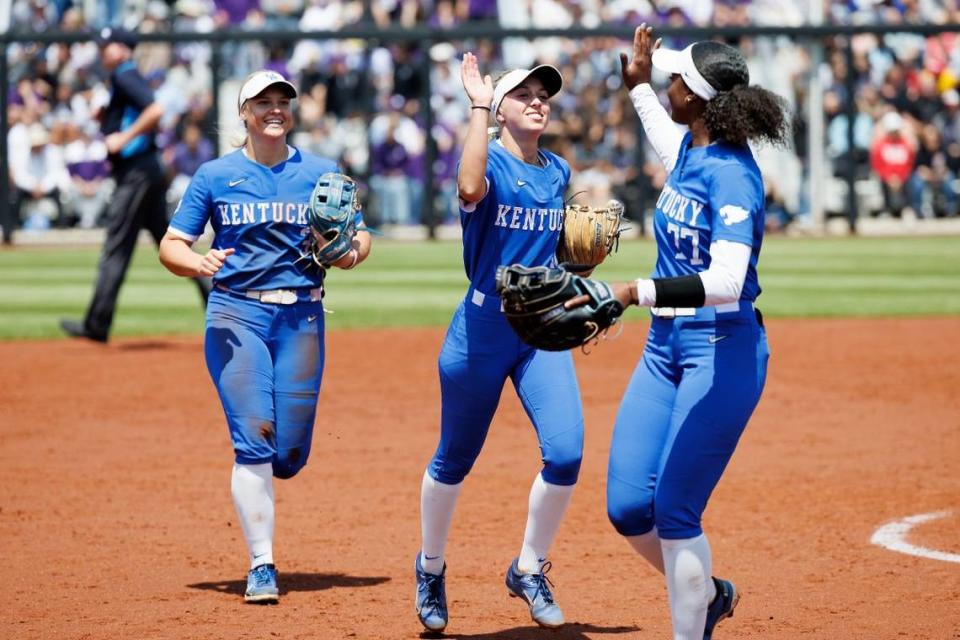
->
<box><xmin>870</xmin><ymin>511</ymin><xmax>960</xmax><ymax>564</ymax></box>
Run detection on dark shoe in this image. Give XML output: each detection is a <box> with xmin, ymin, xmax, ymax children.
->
<box><xmin>704</xmin><ymin>577</ymin><xmax>740</xmax><ymax>639</ymax></box>
<box><xmin>60</xmin><ymin>319</ymin><xmax>107</xmax><ymax>343</ymax></box>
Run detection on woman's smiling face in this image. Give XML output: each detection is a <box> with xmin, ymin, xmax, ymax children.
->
<box><xmin>497</xmin><ymin>76</ymin><xmax>552</xmax><ymax>134</ymax></box>
<box><xmin>241</xmin><ymin>87</ymin><xmax>295</xmax><ymax>141</ymax></box>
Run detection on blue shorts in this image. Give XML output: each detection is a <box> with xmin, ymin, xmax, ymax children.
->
<box><xmin>427</xmin><ymin>292</ymin><xmax>584</xmax><ymax>486</ymax></box>
<box><xmin>204</xmin><ymin>287</ymin><xmax>325</xmax><ymax>479</ymax></box>
<box><xmin>607</xmin><ymin>302</ymin><xmax>770</xmax><ymax>539</ymax></box>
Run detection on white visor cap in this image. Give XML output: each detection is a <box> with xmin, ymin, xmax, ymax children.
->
<box><xmin>651</xmin><ymin>44</ymin><xmax>718</xmax><ymax>102</ymax></box>
<box><xmin>491</xmin><ymin>65</ymin><xmax>563</xmax><ymax>115</ymax></box>
<box><xmin>238</xmin><ymin>70</ymin><xmax>298</xmax><ymax>112</ymax></box>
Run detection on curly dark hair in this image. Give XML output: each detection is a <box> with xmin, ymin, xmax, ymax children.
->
<box><xmin>704</xmin><ymin>85</ymin><xmax>791</xmax><ymax>147</ymax></box>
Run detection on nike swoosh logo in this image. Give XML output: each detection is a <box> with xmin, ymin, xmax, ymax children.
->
<box><xmin>517</xmin><ymin>179</ymin><xmax>527</xmax><ymax>187</ymax></box>
<box><xmin>424</xmin><ymin>554</ymin><xmax>440</xmax><ymax>560</ymax></box>
<box><xmin>228</xmin><ymin>178</ymin><xmax>247</xmax><ymax>187</ymax></box>
<box><xmin>708</xmin><ymin>335</ymin><xmax>729</xmax><ymax>344</ymax></box>
<box><xmin>307</xmin><ymin>315</ymin><xmax>318</xmax><ymax>323</ymax></box>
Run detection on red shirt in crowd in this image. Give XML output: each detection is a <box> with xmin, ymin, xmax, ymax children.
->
<box><xmin>870</xmin><ymin>134</ymin><xmax>916</xmax><ymax>184</ymax></box>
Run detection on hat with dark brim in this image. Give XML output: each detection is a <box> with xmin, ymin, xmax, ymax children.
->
<box><xmin>491</xmin><ymin>65</ymin><xmax>563</xmax><ymax>115</ymax></box>
<box><xmin>652</xmin><ymin>41</ymin><xmax>748</xmax><ymax>101</ymax></box>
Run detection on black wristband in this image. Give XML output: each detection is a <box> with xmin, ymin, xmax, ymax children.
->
<box><xmin>471</xmin><ymin>105</ymin><xmax>491</xmax><ymax>111</ymax></box>
<box><xmin>653</xmin><ymin>275</ymin><xmax>706</xmax><ymax>307</ymax></box>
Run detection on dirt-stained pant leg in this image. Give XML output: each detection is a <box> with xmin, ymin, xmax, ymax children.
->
<box><xmin>205</xmin><ymin>290</ymin><xmax>278</xmax><ymax>465</ymax></box>
<box><xmin>270</xmin><ymin>301</ymin><xmax>324</xmax><ymax>479</ymax></box>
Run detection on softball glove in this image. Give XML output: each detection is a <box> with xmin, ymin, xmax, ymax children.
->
<box><xmin>556</xmin><ymin>199</ymin><xmax>625</xmax><ymax>268</ymax></box>
<box><xmin>495</xmin><ymin>264</ymin><xmax>625</xmax><ymax>352</ymax></box>
<box><xmin>304</xmin><ymin>172</ymin><xmax>360</xmax><ymax>268</ymax></box>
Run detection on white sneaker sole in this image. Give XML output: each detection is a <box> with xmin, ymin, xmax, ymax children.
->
<box><xmin>508</xmin><ymin>591</ymin><xmax>565</xmax><ymax>628</ymax></box>
<box><xmin>244</xmin><ymin>592</ymin><xmax>279</xmax><ymax>604</ymax></box>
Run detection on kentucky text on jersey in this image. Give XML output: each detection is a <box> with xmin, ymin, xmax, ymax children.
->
<box><xmin>493</xmin><ymin>205</ymin><xmax>564</xmax><ymax>231</ymax></box>
<box><xmin>651</xmin><ymin>132</ymin><xmax>765</xmax><ymax>301</ymax></box>
<box><xmin>217</xmin><ymin>202</ymin><xmax>311</xmax><ymax>226</ymax></box>
<box><xmin>169</xmin><ymin>148</ymin><xmax>362</xmax><ymax>291</ymax></box>
<box><xmin>458</xmin><ymin>141</ymin><xmax>571</xmax><ymax>295</ymax></box>
<box><xmin>655</xmin><ymin>183</ymin><xmax>705</xmax><ymax>226</ymax></box>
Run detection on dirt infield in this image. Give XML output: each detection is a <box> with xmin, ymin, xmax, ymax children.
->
<box><xmin>2</xmin><ymin>317</ymin><xmax>958</xmax><ymax>640</ymax></box>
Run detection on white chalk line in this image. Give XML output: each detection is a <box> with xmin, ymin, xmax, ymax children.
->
<box><xmin>870</xmin><ymin>510</ymin><xmax>960</xmax><ymax>564</ymax></box>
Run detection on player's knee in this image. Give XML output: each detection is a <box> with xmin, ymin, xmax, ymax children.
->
<box><xmin>653</xmin><ymin>490</ymin><xmax>703</xmax><ymax>538</ymax></box>
<box><xmin>540</xmin><ymin>448</ymin><xmax>582</xmax><ymax>486</ymax></box>
<box><xmin>653</xmin><ymin>509</ymin><xmax>702</xmax><ymax>539</ymax></box>
<box><xmin>272</xmin><ymin>447</ymin><xmax>308</xmax><ymax>479</ymax></box>
<box><xmin>607</xmin><ymin>490</ymin><xmax>655</xmax><ymax>536</ymax></box>
<box><xmin>428</xmin><ymin>457</ymin><xmax>473</xmax><ymax>485</ymax></box>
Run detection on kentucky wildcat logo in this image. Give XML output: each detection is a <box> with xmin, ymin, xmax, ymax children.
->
<box><xmin>494</xmin><ymin>204</ymin><xmax>564</xmax><ymax>232</ymax></box>
<box><xmin>719</xmin><ymin>204</ymin><xmax>750</xmax><ymax>226</ymax></box>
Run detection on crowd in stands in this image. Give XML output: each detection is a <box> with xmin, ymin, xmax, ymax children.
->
<box><xmin>5</xmin><ymin>0</ymin><xmax>960</xmax><ymax>240</ymax></box>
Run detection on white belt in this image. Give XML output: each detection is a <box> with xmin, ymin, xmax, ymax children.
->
<box><xmin>651</xmin><ymin>300</ymin><xmax>743</xmax><ymax>318</ymax></box>
<box><xmin>245</xmin><ymin>288</ymin><xmax>323</xmax><ymax>305</ymax></box>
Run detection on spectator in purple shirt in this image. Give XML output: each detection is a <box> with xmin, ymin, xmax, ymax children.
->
<box><xmin>215</xmin><ymin>0</ymin><xmax>261</xmax><ymax>24</ymax></box>
<box><xmin>431</xmin><ymin>120</ymin><xmax>460</xmax><ymax>223</ymax></box>
<box><xmin>64</xmin><ymin>122</ymin><xmax>112</xmax><ymax>229</ymax></box>
<box><xmin>370</xmin><ymin>116</ymin><xmax>413</xmax><ymax>225</ymax></box>
<box><xmin>457</xmin><ymin>0</ymin><xmax>496</xmax><ymax>21</ymax></box>
<box><xmin>165</xmin><ymin>121</ymin><xmax>216</xmax><ymax>215</ymax></box>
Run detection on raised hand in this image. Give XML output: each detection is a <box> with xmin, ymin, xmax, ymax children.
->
<box><xmin>619</xmin><ymin>23</ymin><xmax>661</xmax><ymax>91</ymax></box>
<box><xmin>460</xmin><ymin>52</ymin><xmax>494</xmax><ymax>108</ymax></box>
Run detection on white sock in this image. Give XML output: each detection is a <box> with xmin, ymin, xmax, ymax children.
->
<box><xmin>420</xmin><ymin>470</ymin><xmax>462</xmax><ymax>575</ymax></box>
<box><xmin>625</xmin><ymin>527</ymin><xmax>665</xmax><ymax>574</ymax></box>
<box><xmin>660</xmin><ymin>534</ymin><xmax>713</xmax><ymax>640</ymax></box>
<box><xmin>517</xmin><ymin>473</ymin><xmax>575</xmax><ymax>574</ymax></box>
<box><xmin>231</xmin><ymin>462</ymin><xmax>275</xmax><ymax>569</ymax></box>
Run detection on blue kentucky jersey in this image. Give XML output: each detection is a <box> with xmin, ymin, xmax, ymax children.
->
<box><xmin>460</xmin><ymin>140</ymin><xmax>570</xmax><ymax>295</ymax></box>
<box><xmin>170</xmin><ymin>147</ymin><xmax>362</xmax><ymax>291</ymax></box>
<box><xmin>651</xmin><ymin>132</ymin><xmax>765</xmax><ymax>301</ymax></box>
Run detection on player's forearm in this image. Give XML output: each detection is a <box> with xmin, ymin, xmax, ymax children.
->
<box><xmin>629</xmin><ymin>84</ymin><xmax>685</xmax><ymax>172</ymax></box>
<box><xmin>627</xmin><ymin>240</ymin><xmax>750</xmax><ymax>308</ymax></box>
<box><xmin>457</xmin><ymin>110</ymin><xmax>491</xmax><ymax>201</ymax></box>
<box><xmin>122</xmin><ymin>102</ymin><xmax>164</xmax><ymax>141</ymax></box>
<box><xmin>352</xmin><ymin>229</ymin><xmax>372</xmax><ymax>265</ymax></box>
<box><xmin>159</xmin><ymin>232</ymin><xmax>204</xmax><ymax>277</ymax></box>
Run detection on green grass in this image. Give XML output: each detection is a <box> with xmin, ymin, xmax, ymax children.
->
<box><xmin>0</xmin><ymin>235</ymin><xmax>957</xmax><ymax>340</ymax></box>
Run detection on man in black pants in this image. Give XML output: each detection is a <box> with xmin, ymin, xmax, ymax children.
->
<box><xmin>61</xmin><ymin>27</ymin><xmax>210</xmax><ymax>343</ymax></box>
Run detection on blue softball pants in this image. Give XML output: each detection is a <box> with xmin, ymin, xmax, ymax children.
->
<box><xmin>427</xmin><ymin>291</ymin><xmax>584</xmax><ymax>486</ymax></box>
<box><xmin>607</xmin><ymin>302</ymin><xmax>769</xmax><ymax>539</ymax></box>
<box><xmin>204</xmin><ymin>287</ymin><xmax>325</xmax><ymax>479</ymax></box>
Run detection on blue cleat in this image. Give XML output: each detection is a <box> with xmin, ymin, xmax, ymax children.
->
<box><xmin>505</xmin><ymin>558</ymin><xmax>564</xmax><ymax>628</ymax></box>
<box><xmin>704</xmin><ymin>577</ymin><xmax>740</xmax><ymax>639</ymax></box>
<box><xmin>244</xmin><ymin>563</ymin><xmax>279</xmax><ymax>604</ymax></box>
<box><xmin>415</xmin><ymin>553</ymin><xmax>448</xmax><ymax>632</ymax></box>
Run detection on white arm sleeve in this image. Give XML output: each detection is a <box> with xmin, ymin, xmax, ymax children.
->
<box><xmin>629</xmin><ymin>83</ymin><xmax>687</xmax><ymax>172</ymax></box>
<box><xmin>633</xmin><ymin>239</ymin><xmax>751</xmax><ymax>307</ymax></box>
<box><xmin>699</xmin><ymin>239</ymin><xmax>751</xmax><ymax>305</ymax></box>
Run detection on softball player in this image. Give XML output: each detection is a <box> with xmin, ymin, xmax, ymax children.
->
<box><xmin>415</xmin><ymin>54</ymin><xmax>582</xmax><ymax>632</ymax></box>
<box><xmin>158</xmin><ymin>70</ymin><xmax>372</xmax><ymax>604</ymax></box>
<box><xmin>602</xmin><ymin>26</ymin><xmax>788</xmax><ymax>639</ymax></box>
